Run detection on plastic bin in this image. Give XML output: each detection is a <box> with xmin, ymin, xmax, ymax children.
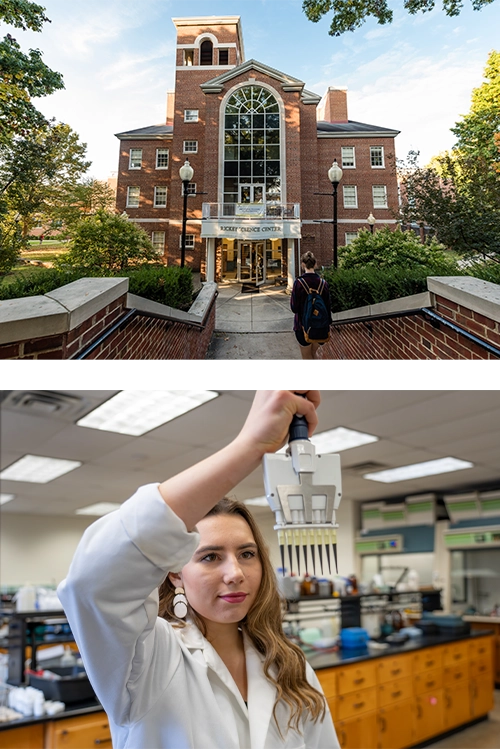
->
<box><xmin>28</xmin><ymin>666</ymin><xmax>94</xmax><ymax>703</ymax></box>
<box><xmin>340</xmin><ymin>627</ymin><xmax>369</xmax><ymax>649</ymax></box>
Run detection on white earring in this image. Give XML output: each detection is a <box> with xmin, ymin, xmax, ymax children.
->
<box><xmin>173</xmin><ymin>587</ymin><xmax>188</xmax><ymax>619</ymax></box>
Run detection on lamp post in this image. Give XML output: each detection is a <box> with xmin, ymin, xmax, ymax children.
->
<box><xmin>367</xmin><ymin>212</ymin><xmax>376</xmax><ymax>234</ymax></box>
<box><xmin>179</xmin><ymin>159</ymin><xmax>194</xmax><ymax>268</ymax></box>
<box><xmin>328</xmin><ymin>160</ymin><xmax>343</xmax><ymax>268</ymax></box>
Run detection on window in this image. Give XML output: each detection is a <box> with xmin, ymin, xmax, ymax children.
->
<box><xmin>181</xmin><ymin>183</ymin><xmax>196</xmax><ymax>196</ymax></box>
<box><xmin>127</xmin><ymin>186</ymin><xmax>140</xmax><ymax>208</ymax></box>
<box><xmin>372</xmin><ymin>185</ymin><xmax>388</xmax><ymax>208</ymax></box>
<box><xmin>183</xmin><ymin>140</ymin><xmax>198</xmax><ymax>153</ymax></box>
<box><xmin>200</xmin><ymin>40</ymin><xmax>213</xmax><ymax>65</ymax></box>
<box><xmin>183</xmin><ymin>49</ymin><xmax>194</xmax><ymax>66</ymax></box>
<box><xmin>129</xmin><ymin>149</ymin><xmax>142</xmax><ymax>169</ymax></box>
<box><xmin>184</xmin><ymin>110</ymin><xmax>199</xmax><ymax>122</ymax></box>
<box><xmin>370</xmin><ymin>146</ymin><xmax>385</xmax><ymax>168</ymax></box>
<box><xmin>341</xmin><ymin>147</ymin><xmax>355</xmax><ymax>168</ymax></box>
<box><xmin>152</xmin><ymin>232</ymin><xmax>165</xmax><ymax>253</ymax></box>
<box><xmin>345</xmin><ymin>232</ymin><xmax>359</xmax><ymax>245</ymax></box>
<box><xmin>223</xmin><ymin>85</ymin><xmax>281</xmax><ymax>206</ymax></box>
<box><xmin>154</xmin><ymin>186</ymin><xmax>167</xmax><ymax>208</ymax></box>
<box><xmin>179</xmin><ymin>234</ymin><xmax>195</xmax><ymax>248</ymax></box>
<box><xmin>219</xmin><ymin>49</ymin><xmax>229</xmax><ymax>65</ymax></box>
<box><xmin>343</xmin><ymin>185</ymin><xmax>358</xmax><ymax>209</ymax></box>
<box><xmin>156</xmin><ymin>149</ymin><xmax>169</xmax><ymax>169</ymax></box>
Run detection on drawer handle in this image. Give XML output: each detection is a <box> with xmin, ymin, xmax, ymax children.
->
<box><xmin>391</xmin><ymin>690</ymin><xmax>402</xmax><ymax>698</ymax></box>
<box><xmin>425</xmin><ymin>681</ymin><xmax>435</xmax><ymax>688</ymax></box>
<box><xmin>380</xmin><ymin>715</ymin><xmax>387</xmax><ymax>733</ymax></box>
<box><xmin>445</xmin><ymin>694</ymin><xmax>451</xmax><ymax>708</ymax></box>
<box><xmin>94</xmin><ymin>740</ymin><xmax>112</xmax><ymax>745</ymax></box>
<box><xmin>455</xmin><ymin>672</ymin><xmax>463</xmax><ymax>679</ymax></box>
<box><xmin>425</xmin><ymin>661</ymin><xmax>434</xmax><ymax>668</ymax></box>
<box><xmin>340</xmin><ymin>729</ymin><xmax>347</xmax><ymax>747</ymax></box>
<box><xmin>353</xmin><ymin>701</ymin><xmax>365</xmax><ymax>710</ymax></box>
<box><xmin>353</xmin><ymin>677</ymin><xmax>365</xmax><ymax>685</ymax></box>
<box><xmin>391</xmin><ymin>668</ymin><xmax>401</xmax><ymax>675</ymax></box>
<box><xmin>417</xmin><ymin>704</ymin><xmax>423</xmax><ymax>719</ymax></box>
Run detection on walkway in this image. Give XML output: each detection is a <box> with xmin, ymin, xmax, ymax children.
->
<box><xmin>206</xmin><ymin>281</ymin><xmax>301</xmax><ymax>359</ymax></box>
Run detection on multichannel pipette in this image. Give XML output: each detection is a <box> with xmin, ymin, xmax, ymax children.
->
<box><xmin>263</xmin><ymin>405</ymin><xmax>342</xmax><ymax>578</ymax></box>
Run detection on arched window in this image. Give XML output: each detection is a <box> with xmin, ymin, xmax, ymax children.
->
<box><xmin>200</xmin><ymin>40</ymin><xmax>213</xmax><ymax>66</ymax></box>
<box><xmin>223</xmin><ymin>86</ymin><xmax>281</xmax><ymax>207</ymax></box>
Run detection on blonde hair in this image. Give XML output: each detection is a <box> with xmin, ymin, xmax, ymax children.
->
<box><xmin>158</xmin><ymin>498</ymin><xmax>326</xmax><ymax>735</ymax></box>
<box><xmin>301</xmin><ymin>251</ymin><xmax>316</xmax><ymax>270</ymax></box>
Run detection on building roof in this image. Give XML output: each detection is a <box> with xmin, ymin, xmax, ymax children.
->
<box><xmin>317</xmin><ymin>120</ymin><xmax>400</xmax><ymax>138</ymax></box>
<box><xmin>114</xmin><ymin>124</ymin><xmax>173</xmax><ymax>140</ymax></box>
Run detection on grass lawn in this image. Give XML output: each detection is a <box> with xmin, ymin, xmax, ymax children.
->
<box><xmin>0</xmin><ymin>242</ymin><xmax>69</xmax><ymax>288</ymax></box>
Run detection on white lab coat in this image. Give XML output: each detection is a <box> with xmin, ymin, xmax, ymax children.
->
<box><xmin>58</xmin><ymin>484</ymin><xmax>340</xmax><ymax>749</ymax></box>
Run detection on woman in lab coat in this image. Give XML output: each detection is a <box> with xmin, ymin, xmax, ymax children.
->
<box><xmin>58</xmin><ymin>391</ymin><xmax>339</xmax><ymax>749</ymax></box>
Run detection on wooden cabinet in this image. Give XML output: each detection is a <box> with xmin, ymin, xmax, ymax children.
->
<box><xmin>442</xmin><ymin>641</ymin><xmax>468</xmax><ymax>668</ymax></box>
<box><xmin>378</xmin><ymin>699</ymin><xmax>414</xmax><ymax>749</ymax></box>
<box><xmin>336</xmin><ymin>710</ymin><xmax>378</xmax><ymax>749</ymax></box>
<box><xmin>414</xmin><ymin>667</ymin><xmax>442</xmax><ymax>695</ymax></box>
<box><xmin>412</xmin><ymin>647</ymin><xmax>442</xmax><ymax>673</ymax></box>
<box><xmin>337</xmin><ymin>686</ymin><xmax>377</xmax><ymax>721</ymax></box>
<box><xmin>444</xmin><ymin>680</ymin><xmax>471</xmax><ymax>729</ymax></box>
<box><xmin>0</xmin><ymin>724</ymin><xmax>44</xmax><ymax>749</ymax></box>
<box><xmin>470</xmin><ymin>670</ymin><xmax>494</xmax><ymax>718</ymax></box>
<box><xmin>45</xmin><ymin>713</ymin><xmax>111</xmax><ymax>749</ymax></box>
<box><xmin>413</xmin><ymin>688</ymin><xmax>444</xmax><ymax>743</ymax></box>
<box><xmin>337</xmin><ymin>662</ymin><xmax>377</xmax><ymax>695</ymax></box>
<box><xmin>376</xmin><ymin>654</ymin><xmax>411</xmax><ymax>684</ymax></box>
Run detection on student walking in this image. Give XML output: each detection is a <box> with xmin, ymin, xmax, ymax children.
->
<box><xmin>58</xmin><ymin>390</ymin><xmax>339</xmax><ymax>749</ymax></box>
<box><xmin>290</xmin><ymin>252</ymin><xmax>331</xmax><ymax>360</ymax></box>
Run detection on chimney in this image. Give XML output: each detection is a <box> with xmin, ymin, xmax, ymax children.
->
<box><xmin>321</xmin><ymin>87</ymin><xmax>348</xmax><ymax>123</ymax></box>
<box><xmin>166</xmin><ymin>90</ymin><xmax>175</xmax><ymax>126</ymax></box>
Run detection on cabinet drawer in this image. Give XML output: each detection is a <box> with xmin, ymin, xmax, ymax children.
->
<box><xmin>412</xmin><ymin>647</ymin><xmax>442</xmax><ymax>673</ymax></box>
<box><xmin>378</xmin><ymin>676</ymin><xmax>413</xmax><ymax>707</ymax></box>
<box><xmin>470</xmin><ymin>657</ymin><xmax>493</xmax><ymax>680</ymax></box>
<box><xmin>337</xmin><ymin>686</ymin><xmax>377</xmax><ymax>720</ymax></box>
<box><xmin>337</xmin><ymin>662</ymin><xmax>377</xmax><ymax>695</ymax></box>
<box><xmin>377</xmin><ymin>654</ymin><xmax>411</xmax><ymax>684</ymax></box>
<box><xmin>469</xmin><ymin>637</ymin><xmax>492</xmax><ymax>661</ymax></box>
<box><xmin>442</xmin><ymin>641</ymin><xmax>468</xmax><ymax>667</ymax></box>
<box><xmin>45</xmin><ymin>712</ymin><xmax>111</xmax><ymax>749</ymax></box>
<box><xmin>414</xmin><ymin>667</ymin><xmax>442</xmax><ymax>695</ymax></box>
<box><xmin>0</xmin><ymin>724</ymin><xmax>44</xmax><ymax>749</ymax></box>
<box><xmin>443</xmin><ymin>662</ymin><xmax>469</xmax><ymax>683</ymax></box>
<box><xmin>317</xmin><ymin>667</ymin><xmax>337</xmax><ymax>698</ymax></box>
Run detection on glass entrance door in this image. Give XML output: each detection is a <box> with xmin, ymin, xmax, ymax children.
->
<box><xmin>238</xmin><ymin>241</ymin><xmax>266</xmax><ymax>285</ymax></box>
<box><xmin>239</xmin><ymin>184</ymin><xmax>265</xmax><ymax>204</ymax></box>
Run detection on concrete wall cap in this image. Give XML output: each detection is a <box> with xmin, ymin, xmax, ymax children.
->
<box><xmin>331</xmin><ymin>291</ymin><xmax>431</xmax><ymax>323</ymax></box>
<box><xmin>127</xmin><ymin>282</ymin><xmax>217</xmax><ymax>325</ymax></box>
<box><xmin>0</xmin><ymin>295</ymin><xmax>68</xmax><ymax>345</ymax></box>
<box><xmin>427</xmin><ymin>276</ymin><xmax>500</xmax><ymax>324</ymax></box>
<box><xmin>46</xmin><ymin>277</ymin><xmax>129</xmax><ymax>330</ymax></box>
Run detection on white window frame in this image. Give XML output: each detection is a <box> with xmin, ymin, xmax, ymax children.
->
<box><xmin>154</xmin><ymin>186</ymin><xmax>167</xmax><ymax>208</ymax></box>
<box><xmin>341</xmin><ymin>146</ymin><xmax>356</xmax><ymax>169</ymax></box>
<box><xmin>343</xmin><ymin>185</ymin><xmax>358</xmax><ymax>209</ymax></box>
<box><xmin>345</xmin><ymin>231</ymin><xmax>359</xmax><ymax>245</ymax></box>
<box><xmin>156</xmin><ymin>148</ymin><xmax>169</xmax><ymax>169</ymax></box>
<box><xmin>126</xmin><ymin>186</ymin><xmax>140</xmax><ymax>208</ymax></box>
<box><xmin>370</xmin><ymin>146</ymin><xmax>385</xmax><ymax>168</ymax></box>
<box><xmin>180</xmin><ymin>182</ymin><xmax>196</xmax><ymax>196</ymax></box>
<box><xmin>184</xmin><ymin>109</ymin><xmax>199</xmax><ymax>123</ymax></box>
<box><xmin>129</xmin><ymin>149</ymin><xmax>142</xmax><ymax>170</ymax></box>
<box><xmin>183</xmin><ymin>140</ymin><xmax>198</xmax><ymax>154</ymax></box>
<box><xmin>183</xmin><ymin>49</ymin><xmax>195</xmax><ymax>66</ymax></box>
<box><xmin>151</xmin><ymin>232</ymin><xmax>166</xmax><ymax>253</ymax></box>
<box><xmin>372</xmin><ymin>185</ymin><xmax>388</xmax><ymax>208</ymax></box>
<box><xmin>179</xmin><ymin>234</ymin><xmax>195</xmax><ymax>249</ymax></box>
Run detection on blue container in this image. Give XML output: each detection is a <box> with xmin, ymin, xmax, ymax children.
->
<box><xmin>340</xmin><ymin>627</ymin><xmax>369</xmax><ymax>649</ymax></box>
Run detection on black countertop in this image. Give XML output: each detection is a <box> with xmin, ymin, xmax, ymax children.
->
<box><xmin>304</xmin><ymin>628</ymin><xmax>493</xmax><ymax>671</ymax></box>
<box><xmin>1</xmin><ymin>629</ymin><xmax>493</xmax><ymax>731</ymax></box>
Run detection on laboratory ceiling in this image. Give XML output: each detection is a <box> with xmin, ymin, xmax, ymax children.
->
<box><xmin>1</xmin><ymin>390</ymin><xmax>500</xmax><ymax>518</ymax></box>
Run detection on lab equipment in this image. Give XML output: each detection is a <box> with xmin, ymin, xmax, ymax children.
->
<box><xmin>263</xmin><ymin>405</ymin><xmax>342</xmax><ymax>576</ymax></box>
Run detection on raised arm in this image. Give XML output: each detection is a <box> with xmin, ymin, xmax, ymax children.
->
<box><xmin>158</xmin><ymin>390</ymin><xmax>320</xmax><ymax>530</ymax></box>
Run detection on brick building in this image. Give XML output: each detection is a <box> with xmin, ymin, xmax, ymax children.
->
<box><xmin>115</xmin><ymin>15</ymin><xmax>400</xmax><ymax>286</ymax></box>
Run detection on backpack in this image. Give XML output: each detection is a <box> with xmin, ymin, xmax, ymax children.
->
<box><xmin>298</xmin><ymin>277</ymin><xmax>331</xmax><ymax>343</ymax></box>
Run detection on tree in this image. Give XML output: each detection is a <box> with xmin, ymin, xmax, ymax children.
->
<box><xmin>0</xmin><ymin>0</ymin><xmax>64</xmax><ymax>143</ymax></box>
<box><xmin>0</xmin><ymin>121</ymin><xmax>91</xmax><ymax>239</ymax></box>
<box><xmin>338</xmin><ymin>225</ymin><xmax>458</xmax><ymax>271</ymax></box>
<box><xmin>51</xmin><ymin>178</ymin><xmax>116</xmax><ymax>235</ymax></box>
<box><xmin>302</xmin><ymin>0</ymin><xmax>496</xmax><ymax>36</ymax></box>
<box><xmin>58</xmin><ymin>210</ymin><xmax>157</xmax><ymax>272</ymax></box>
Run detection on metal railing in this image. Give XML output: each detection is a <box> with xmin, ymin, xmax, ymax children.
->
<box><xmin>202</xmin><ymin>203</ymin><xmax>300</xmax><ymax>220</ymax></box>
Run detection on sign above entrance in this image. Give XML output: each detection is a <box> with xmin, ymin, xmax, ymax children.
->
<box><xmin>201</xmin><ymin>220</ymin><xmax>301</xmax><ymax>240</ymax></box>
<box><xmin>235</xmin><ymin>204</ymin><xmax>265</xmax><ymax>218</ymax></box>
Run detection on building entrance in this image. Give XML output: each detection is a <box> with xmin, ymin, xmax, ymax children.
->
<box><xmin>220</xmin><ymin>239</ymin><xmax>283</xmax><ymax>284</ymax></box>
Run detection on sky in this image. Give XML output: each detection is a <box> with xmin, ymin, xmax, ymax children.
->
<box><xmin>3</xmin><ymin>0</ymin><xmax>499</xmax><ymax>180</ymax></box>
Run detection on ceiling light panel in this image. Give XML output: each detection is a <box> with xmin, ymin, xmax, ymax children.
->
<box><xmin>277</xmin><ymin>426</ymin><xmax>378</xmax><ymax>454</ymax></box>
<box><xmin>75</xmin><ymin>503</ymin><xmax>121</xmax><ymax>516</ymax></box>
<box><xmin>0</xmin><ymin>455</ymin><xmax>82</xmax><ymax>483</ymax></box>
<box><xmin>363</xmin><ymin>457</ymin><xmax>474</xmax><ymax>483</ymax></box>
<box><xmin>77</xmin><ymin>390</ymin><xmax>219</xmax><ymax>436</ymax></box>
<box><xmin>243</xmin><ymin>496</ymin><xmax>269</xmax><ymax>507</ymax></box>
<box><xmin>0</xmin><ymin>493</ymin><xmax>15</xmax><ymax>505</ymax></box>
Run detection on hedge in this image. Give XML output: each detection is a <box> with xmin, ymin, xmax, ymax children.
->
<box><xmin>0</xmin><ymin>265</ymin><xmax>194</xmax><ymax>309</ymax></box>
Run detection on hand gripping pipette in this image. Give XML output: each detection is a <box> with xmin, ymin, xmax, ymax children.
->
<box><xmin>262</xmin><ymin>406</ymin><xmax>342</xmax><ymax>577</ymax></box>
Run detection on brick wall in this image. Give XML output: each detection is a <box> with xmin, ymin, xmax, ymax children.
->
<box><xmin>318</xmin><ymin>278</ymin><xmax>500</xmax><ymax>360</ymax></box>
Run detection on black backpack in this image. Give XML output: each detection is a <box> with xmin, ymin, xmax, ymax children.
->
<box><xmin>298</xmin><ymin>277</ymin><xmax>331</xmax><ymax>343</ymax></box>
